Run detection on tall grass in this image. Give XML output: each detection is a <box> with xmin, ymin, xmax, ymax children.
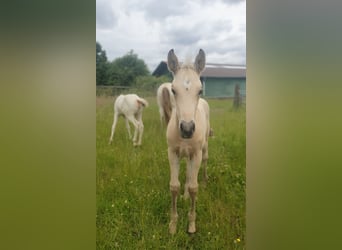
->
<box><xmin>96</xmin><ymin>95</ymin><xmax>245</xmax><ymax>249</ymax></box>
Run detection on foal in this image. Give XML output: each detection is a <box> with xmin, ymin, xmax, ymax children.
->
<box><xmin>156</xmin><ymin>82</ymin><xmax>175</xmax><ymax>125</ymax></box>
<box><xmin>166</xmin><ymin>49</ymin><xmax>210</xmax><ymax>234</ymax></box>
<box><xmin>109</xmin><ymin>94</ymin><xmax>148</xmax><ymax>146</ymax></box>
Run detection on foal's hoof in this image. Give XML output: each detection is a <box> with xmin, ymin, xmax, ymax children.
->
<box><xmin>108</xmin><ymin>140</ymin><xmax>112</xmax><ymax>145</ymax></box>
<box><xmin>188</xmin><ymin>222</ymin><xmax>196</xmax><ymax>234</ymax></box>
<box><xmin>133</xmin><ymin>142</ymin><xmax>141</xmax><ymax>147</ymax></box>
<box><xmin>169</xmin><ymin>221</ymin><xmax>177</xmax><ymax>235</ymax></box>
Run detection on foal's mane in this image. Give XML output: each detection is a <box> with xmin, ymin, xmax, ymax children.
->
<box><xmin>180</xmin><ymin>56</ymin><xmax>195</xmax><ymax>71</ymax></box>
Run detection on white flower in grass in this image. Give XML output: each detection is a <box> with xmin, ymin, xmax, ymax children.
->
<box><xmin>124</xmin><ymin>200</ymin><xmax>128</xmax><ymax>204</ymax></box>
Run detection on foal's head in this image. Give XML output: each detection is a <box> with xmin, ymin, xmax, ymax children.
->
<box><xmin>167</xmin><ymin>49</ymin><xmax>206</xmax><ymax>139</ymax></box>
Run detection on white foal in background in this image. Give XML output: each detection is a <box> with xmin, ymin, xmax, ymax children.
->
<box><xmin>156</xmin><ymin>82</ymin><xmax>175</xmax><ymax>125</ymax></box>
<box><xmin>166</xmin><ymin>49</ymin><xmax>210</xmax><ymax>234</ymax></box>
<box><xmin>109</xmin><ymin>94</ymin><xmax>148</xmax><ymax>146</ymax></box>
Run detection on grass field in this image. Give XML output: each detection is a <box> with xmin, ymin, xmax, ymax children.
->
<box><xmin>96</xmin><ymin>94</ymin><xmax>245</xmax><ymax>249</ymax></box>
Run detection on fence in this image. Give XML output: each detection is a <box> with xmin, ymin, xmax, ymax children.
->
<box><xmin>96</xmin><ymin>85</ymin><xmax>159</xmax><ymax>97</ymax></box>
<box><xmin>96</xmin><ymin>86</ymin><xmax>130</xmax><ymax>96</ymax></box>
<box><xmin>96</xmin><ymin>85</ymin><xmax>246</xmax><ymax>103</ymax></box>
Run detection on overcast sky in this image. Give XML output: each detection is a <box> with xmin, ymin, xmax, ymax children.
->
<box><xmin>96</xmin><ymin>0</ymin><xmax>246</xmax><ymax>72</ymax></box>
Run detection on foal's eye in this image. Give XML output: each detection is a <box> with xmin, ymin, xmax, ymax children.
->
<box><xmin>198</xmin><ymin>89</ymin><xmax>203</xmax><ymax>96</ymax></box>
<box><xmin>171</xmin><ymin>88</ymin><xmax>176</xmax><ymax>96</ymax></box>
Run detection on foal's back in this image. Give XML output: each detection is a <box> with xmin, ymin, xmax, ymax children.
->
<box><xmin>115</xmin><ymin>94</ymin><xmax>141</xmax><ymax>116</ymax></box>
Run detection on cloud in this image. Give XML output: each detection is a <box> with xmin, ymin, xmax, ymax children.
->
<box><xmin>96</xmin><ymin>0</ymin><xmax>117</xmax><ymax>30</ymax></box>
<box><xmin>220</xmin><ymin>0</ymin><xmax>245</xmax><ymax>4</ymax></box>
<box><xmin>141</xmin><ymin>0</ymin><xmax>188</xmax><ymax>21</ymax></box>
<box><xmin>96</xmin><ymin>0</ymin><xmax>246</xmax><ymax>71</ymax></box>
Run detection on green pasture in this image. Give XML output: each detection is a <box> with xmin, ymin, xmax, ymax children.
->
<box><xmin>96</xmin><ymin>95</ymin><xmax>245</xmax><ymax>249</ymax></box>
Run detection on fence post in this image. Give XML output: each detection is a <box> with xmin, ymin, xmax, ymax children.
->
<box><xmin>233</xmin><ymin>84</ymin><xmax>241</xmax><ymax>109</ymax></box>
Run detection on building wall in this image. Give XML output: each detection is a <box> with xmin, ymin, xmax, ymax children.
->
<box><xmin>202</xmin><ymin>77</ymin><xmax>246</xmax><ymax>98</ymax></box>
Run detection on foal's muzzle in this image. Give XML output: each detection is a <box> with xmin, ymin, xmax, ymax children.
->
<box><xmin>180</xmin><ymin>120</ymin><xmax>195</xmax><ymax>139</ymax></box>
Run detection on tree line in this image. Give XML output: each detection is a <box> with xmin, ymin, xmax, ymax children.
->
<box><xmin>96</xmin><ymin>42</ymin><xmax>170</xmax><ymax>90</ymax></box>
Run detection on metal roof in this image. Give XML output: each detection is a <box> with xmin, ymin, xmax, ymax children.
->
<box><xmin>202</xmin><ymin>63</ymin><xmax>246</xmax><ymax>78</ymax></box>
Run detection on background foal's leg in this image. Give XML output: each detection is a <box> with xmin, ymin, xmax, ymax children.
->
<box><xmin>109</xmin><ymin>113</ymin><xmax>119</xmax><ymax>144</ymax></box>
<box><xmin>125</xmin><ymin>118</ymin><xmax>132</xmax><ymax>139</ymax></box>
<box><xmin>159</xmin><ymin>107</ymin><xmax>164</xmax><ymax>126</ymax></box>
<box><xmin>126</xmin><ymin>115</ymin><xmax>140</xmax><ymax>146</ymax></box>
<box><xmin>136</xmin><ymin>112</ymin><xmax>144</xmax><ymax>145</ymax></box>
<box><xmin>168</xmin><ymin>148</ymin><xmax>180</xmax><ymax>234</ymax></box>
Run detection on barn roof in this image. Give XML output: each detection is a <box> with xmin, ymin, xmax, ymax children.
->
<box><xmin>202</xmin><ymin>63</ymin><xmax>246</xmax><ymax>78</ymax></box>
<box><xmin>152</xmin><ymin>61</ymin><xmax>169</xmax><ymax>76</ymax></box>
<box><xmin>152</xmin><ymin>61</ymin><xmax>246</xmax><ymax>78</ymax></box>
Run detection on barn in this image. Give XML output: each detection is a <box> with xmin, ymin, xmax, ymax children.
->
<box><xmin>152</xmin><ymin>61</ymin><xmax>246</xmax><ymax>98</ymax></box>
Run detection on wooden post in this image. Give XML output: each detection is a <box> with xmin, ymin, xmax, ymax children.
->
<box><xmin>233</xmin><ymin>84</ymin><xmax>241</xmax><ymax>109</ymax></box>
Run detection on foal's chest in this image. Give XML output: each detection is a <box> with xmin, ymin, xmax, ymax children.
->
<box><xmin>176</xmin><ymin>141</ymin><xmax>198</xmax><ymax>158</ymax></box>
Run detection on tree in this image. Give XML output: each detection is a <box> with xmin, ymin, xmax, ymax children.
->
<box><xmin>135</xmin><ymin>75</ymin><xmax>171</xmax><ymax>91</ymax></box>
<box><xmin>108</xmin><ymin>50</ymin><xmax>149</xmax><ymax>86</ymax></box>
<box><xmin>96</xmin><ymin>42</ymin><xmax>109</xmax><ymax>85</ymax></box>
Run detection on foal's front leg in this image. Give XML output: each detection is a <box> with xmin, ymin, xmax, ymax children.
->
<box><xmin>168</xmin><ymin>148</ymin><xmax>180</xmax><ymax>234</ymax></box>
<box><xmin>183</xmin><ymin>163</ymin><xmax>191</xmax><ymax>199</ymax></box>
<box><xmin>188</xmin><ymin>151</ymin><xmax>202</xmax><ymax>234</ymax></box>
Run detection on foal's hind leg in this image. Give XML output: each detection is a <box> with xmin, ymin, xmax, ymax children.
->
<box><xmin>159</xmin><ymin>107</ymin><xmax>164</xmax><ymax>126</ymax></box>
<box><xmin>126</xmin><ymin>115</ymin><xmax>140</xmax><ymax>146</ymax></box>
<box><xmin>136</xmin><ymin>113</ymin><xmax>144</xmax><ymax>146</ymax></box>
<box><xmin>125</xmin><ymin>117</ymin><xmax>132</xmax><ymax>139</ymax></box>
<box><xmin>202</xmin><ymin>143</ymin><xmax>209</xmax><ymax>183</ymax></box>
<box><xmin>109</xmin><ymin>113</ymin><xmax>119</xmax><ymax>144</ymax></box>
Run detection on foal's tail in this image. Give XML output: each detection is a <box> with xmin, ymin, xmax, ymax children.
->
<box><xmin>161</xmin><ymin>87</ymin><xmax>172</xmax><ymax>124</ymax></box>
<box><xmin>137</xmin><ymin>97</ymin><xmax>149</xmax><ymax>108</ymax></box>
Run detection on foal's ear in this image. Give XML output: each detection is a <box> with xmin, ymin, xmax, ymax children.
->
<box><xmin>194</xmin><ymin>49</ymin><xmax>206</xmax><ymax>74</ymax></box>
<box><xmin>167</xmin><ymin>49</ymin><xmax>180</xmax><ymax>75</ymax></box>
